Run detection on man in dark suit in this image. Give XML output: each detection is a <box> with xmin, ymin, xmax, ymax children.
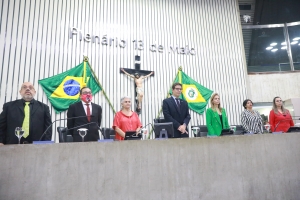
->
<box><xmin>162</xmin><ymin>82</ymin><xmax>191</xmax><ymax>138</ymax></box>
<box><xmin>67</xmin><ymin>87</ymin><xmax>102</xmax><ymax>142</ymax></box>
<box><xmin>0</xmin><ymin>82</ymin><xmax>52</xmax><ymax>144</ymax></box>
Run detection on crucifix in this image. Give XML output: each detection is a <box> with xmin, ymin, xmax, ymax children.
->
<box><xmin>120</xmin><ymin>56</ymin><xmax>154</xmax><ymax>114</ymax></box>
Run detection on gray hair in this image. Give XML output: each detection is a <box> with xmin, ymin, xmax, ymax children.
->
<box><xmin>120</xmin><ymin>96</ymin><xmax>131</xmax><ymax>104</ymax></box>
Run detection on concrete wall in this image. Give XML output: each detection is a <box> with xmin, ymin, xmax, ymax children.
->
<box><xmin>248</xmin><ymin>72</ymin><xmax>300</xmax><ymax>102</ymax></box>
<box><xmin>1</xmin><ymin>134</ymin><xmax>300</xmax><ymax>200</ymax></box>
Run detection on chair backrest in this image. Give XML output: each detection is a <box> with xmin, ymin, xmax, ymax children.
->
<box><xmin>154</xmin><ymin>118</ymin><xmax>166</xmax><ymax>123</ymax></box>
<box><xmin>101</xmin><ymin>128</ymin><xmax>116</xmax><ymax>139</ymax></box>
<box><xmin>57</xmin><ymin>127</ymin><xmax>68</xmax><ymax>143</ymax></box>
<box><xmin>199</xmin><ymin>125</ymin><xmax>208</xmax><ymax>137</ymax></box>
<box><xmin>191</xmin><ymin>126</ymin><xmax>200</xmax><ymax>137</ymax></box>
<box><xmin>232</xmin><ymin>125</ymin><xmax>246</xmax><ymax>135</ymax></box>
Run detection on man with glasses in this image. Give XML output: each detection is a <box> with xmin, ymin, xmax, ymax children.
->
<box><xmin>0</xmin><ymin>82</ymin><xmax>52</xmax><ymax>144</ymax></box>
<box><xmin>67</xmin><ymin>87</ymin><xmax>102</xmax><ymax>142</ymax></box>
<box><xmin>162</xmin><ymin>82</ymin><xmax>191</xmax><ymax>138</ymax></box>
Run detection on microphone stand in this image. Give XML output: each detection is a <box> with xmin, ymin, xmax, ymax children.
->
<box><xmin>66</xmin><ymin>122</ymin><xmax>98</xmax><ymax>131</ymax></box>
<box><xmin>140</xmin><ymin>123</ymin><xmax>155</xmax><ymax>138</ymax></box>
<box><xmin>67</xmin><ymin>122</ymin><xmax>104</xmax><ymax>140</ymax></box>
<box><xmin>39</xmin><ymin>115</ymin><xmax>94</xmax><ymax>141</ymax></box>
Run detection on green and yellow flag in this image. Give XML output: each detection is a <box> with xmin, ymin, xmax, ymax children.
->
<box><xmin>38</xmin><ymin>60</ymin><xmax>102</xmax><ymax>113</ymax></box>
<box><xmin>171</xmin><ymin>69</ymin><xmax>213</xmax><ymax>114</ymax></box>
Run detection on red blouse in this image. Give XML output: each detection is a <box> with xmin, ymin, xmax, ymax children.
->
<box><xmin>112</xmin><ymin>111</ymin><xmax>142</xmax><ymax>140</ymax></box>
<box><xmin>269</xmin><ymin>110</ymin><xmax>294</xmax><ymax>132</ymax></box>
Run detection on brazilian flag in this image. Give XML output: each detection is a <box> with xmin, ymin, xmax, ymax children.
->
<box><xmin>171</xmin><ymin>69</ymin><xmax>213</xmax><ymax>114</ymax></box>
<box><xmin>38</xmin><ymin>60</ymin><xmax>102</xmax><ymax>113</ymax></box>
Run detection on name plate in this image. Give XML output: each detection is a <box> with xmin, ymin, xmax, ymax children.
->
<box><xmin>98</xmin><ymin>139</ymin><xmax>114</xmax><ymax>142</ymax></box>
<box><xmin>33</xmin><ymin>141</ymin><xmax>55</xmax><ymax>144</ymax></box>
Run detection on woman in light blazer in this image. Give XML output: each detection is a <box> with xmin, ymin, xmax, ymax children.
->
<box><xmin>206</xmin><ymin>93</ymin><xmax>230</xmax><ymax>136</ymax></box>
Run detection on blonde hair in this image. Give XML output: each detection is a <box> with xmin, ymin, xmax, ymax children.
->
<box><xmin>272</xmin><ymin>96</ymin><xmax>288</xmax><ymax>114</ymax></box>
<box><xmin>210</xmin><ymin>93</ymin><xmax>223</xmax><ymax>111</ymax></box>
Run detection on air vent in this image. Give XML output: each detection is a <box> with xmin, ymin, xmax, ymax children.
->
<box><xmin>239</xmin><ymin>5</ymin><xmax>251</xmax><ymax>10</ymax></box>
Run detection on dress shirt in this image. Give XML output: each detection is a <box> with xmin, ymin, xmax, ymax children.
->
<box><xmin>81</xmin><ymin>101</ymin><xmax>92</xmax><ymax>115</ymax></box>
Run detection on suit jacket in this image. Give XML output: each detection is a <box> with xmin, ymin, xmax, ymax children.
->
<box><xmin>0</xmin><ymin>99</ymin><xmax>52</xmax><ymax>144</ymax></box>
<box><xmin>206</xmin><ymin>108</ymin><xmax>230</xmax><ymax>136</ymax></box>
<box><xmin>67</xmin><ymin>102</ymin><xmax>102</xmax><ymax>142</ymax></box>
<box><xmin>162</xmin><ymin>97</ymin><xmax>191</xmax><ymax>138</ymax></box>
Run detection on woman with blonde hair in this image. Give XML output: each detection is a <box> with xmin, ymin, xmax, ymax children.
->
<box><xmin>269</xmin><ymin>96</ymin><xmax>294</xmax><ymax>133</ymax></box>
<box><xmin>112</xmin><ymin>96</ymin><xmax>142</xmax><ymax>140</ymax></box>
<box><xmin>205</xmin><ymin>93</ymin><xmax>230</xmax><ymax>136</ymax></box>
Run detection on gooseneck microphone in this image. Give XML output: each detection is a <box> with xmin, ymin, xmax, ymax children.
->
<box><xmin>141</xmin><ymin>123</ymin><xmax>154</xmax><ymax>130</ymax></box>
<box><xmin>66</xmin><ymin>122</ymin><xmax>99</xmax><ymax>131</ymax></box>
<box><xmin>140</xmin><ymin>123</ymin><xmax>155</xmax><ymax>134</ymax></box>
<box><xmin>39</xmin><ymin>115</ymin><xmax>94</xmax><ymax>141</ymax></box>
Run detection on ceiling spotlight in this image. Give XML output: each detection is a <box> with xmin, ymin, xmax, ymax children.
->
<box><xmin>271</xmin><ymin>48</ymin><xmax>278</xmax><ymax>52</ymax></box>
<box><xmin>281</xmin><ymin>46</ymin><xmax>287</xmax><ymax>49</ymax></box>
<box><xmin>281</xmin><ymin>42</ymin><xmax>287</xmax><ymax>45</ymax></box>
<box><xmin>291</xmin><ymin>41</ymin><xmax>298</xmax><ymax>45</ymax></box>
<box><xmin>266</xmin><ymin>47</ymin><xmax>273</xmax><ymax>50</ymax></box>
<box><xmin>293</xmin><ymin>37</ymin><xmax>300</xmax><ymax>41</ymax></box>
<box><xmin>270</xmin><ymin>43</ymin><xmax>277</xmax><ymax>46</ymax></box>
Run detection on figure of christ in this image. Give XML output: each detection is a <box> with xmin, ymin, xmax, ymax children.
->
<box><xmin>121</xmin><ymin>68</ymin><xmax>154</xmax><ymax>110</ymax></box>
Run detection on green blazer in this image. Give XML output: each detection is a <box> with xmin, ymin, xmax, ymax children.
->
<box><xmin>206</xmin><ymin>108</ymin><xmax>230</xmax><ymax>136</ymax></box>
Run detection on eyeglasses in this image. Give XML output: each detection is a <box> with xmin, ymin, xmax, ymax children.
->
<box><xmin>174</xmin><ymin>88</ymin><xmax>182</xmax><ymax>90</ymax></box>
<box><xmin>21</xmin><ymin>86</ymin><xmax>34</xmax><ymax>90</ymax></box>
<box><xmin>275</xmin><ymin>100</ymin><xmax>282</xmax><ymax>102</ymax></box>
<box><xmin>82</xmin><ymin>92</ymin><xmax>92</xmax><ymax>95</ymax></box>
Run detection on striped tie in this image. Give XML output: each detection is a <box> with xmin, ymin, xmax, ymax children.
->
<box><xmin>175</xmin><ymin>98</ymin><xmax>180</xmax><ymax>108</ymax></box>
<box><xmin>22</xmin><ymin>102</ymin><xmax>30</xmax><ymax>138</ymax></box>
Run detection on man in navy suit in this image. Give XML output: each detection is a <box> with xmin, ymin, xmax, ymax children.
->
<box><xmin>67</xmin><ymin>87</ymin><xmax>102</xmax><ymax>142</ymax></box>
<box><xmin>162</xmin><ymin>83</ymin><xmax>191</xmax><ymax>138</ymax></box>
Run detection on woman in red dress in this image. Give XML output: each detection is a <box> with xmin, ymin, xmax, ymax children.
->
<box><xmin>269</xmin><ymin>96</ymin><xmax>294</xmax><ymax>133</ymax></box>
<box><xmin>113</xmin><ymin>96</ymin><xmax>142</xmax><ymax>140</ymax></box>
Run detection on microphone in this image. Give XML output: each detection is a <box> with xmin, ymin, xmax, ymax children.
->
<box><xmin>66</xmin><ymin>122</ymin><xmax>99</xmax><ymax>131</ymax></box>
<box><xmin>39</xmin><ymin>115</ymin><xmax>94</xmax><ymax>141</ymax></box>
<box><xmin>140</xmin><ymin>123</ymin><xmax>155</xmax><ymax>135</ymax></box>
<box><xmin>66</xmin><ymin>122</ymin><xmax>104</xmax><ymax>139</ymax></box>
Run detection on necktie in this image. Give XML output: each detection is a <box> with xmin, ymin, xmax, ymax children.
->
<box><xmin>22</xmin><ymin>102</ymin><xmax>30</xmax><ymax>138</ymax></box>
<box><xmin>175</xmin><ymin>98</ymin><xmax>180</xmax><ymax>108</ymax></box>
<box><xmin>86</xmin><ymin>104</ymin><xmax>91</xmax><ymax>122</ymax></box>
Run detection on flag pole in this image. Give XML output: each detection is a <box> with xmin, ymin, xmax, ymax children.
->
<box><xmin>148</xmin><ymin>67</ymin><xmax>182</xmax><ymax>139</ymax></box>
<box><xmin>84</xmin><ymin>56</ymin><xmax>116</xmax><ymax>114</ymax></box>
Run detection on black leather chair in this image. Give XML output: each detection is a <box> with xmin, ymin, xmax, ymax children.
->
<box><xmin>232</xmin><ymin>125</ymin><xmax>246</xmax><ymax>135</ymax></box>
<box><xmin>199</xmin><ymin>125</ymin><xmax>208</xmax><ymax>137</ymax></box>
<box><xmin>57</xmin><ymin>127</ymin><xmax>73</xmax><ymax>142</ymax></box>
<box><xmin>191</xmin><ymin>125</ymin><xmax>210</xmax><ymax>137</ymax></box>
<box><xmin>191</xmin><ymin>126</ymin><xmax>201</xmax><ymax>137</ymax></box>
<box><xmin>154</xmin><ymin>118</ymin><xmax>166</xmax><ymax>123</ymax></box>
<box><xmin>101</xmin><ymin>128</ymin><xmax>116</xmax><ymax>139</ymax></box>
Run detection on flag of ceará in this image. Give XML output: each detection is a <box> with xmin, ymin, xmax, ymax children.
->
<box><xmin>38</xmin><ymin>60</ymin><xmax>102</xmax><ymax>113</ymax></box>
<box><xmin>171</xmin><ymin>69</ymin><xmax>213</xmax><ymax>114</ymax></box>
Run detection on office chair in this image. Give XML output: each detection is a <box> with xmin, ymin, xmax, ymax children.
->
<box><xmin>57</xmin><ymin>127</ymin><xmax>73</xmax><ymax>142</ymax></box>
